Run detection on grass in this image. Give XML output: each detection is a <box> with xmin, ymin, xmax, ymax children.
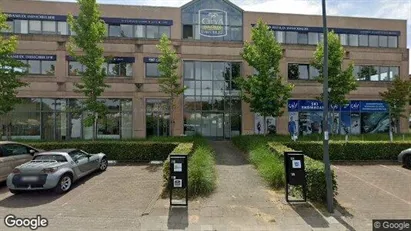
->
<box><xmin>233</xmin><ymin>136</ymin><xmax>285</xmax><ymax>189</ymax></box>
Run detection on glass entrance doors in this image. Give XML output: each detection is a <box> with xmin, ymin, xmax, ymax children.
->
<box><xmin>146</xmin><ymin>99</ymin><xmax>170</xmax><ymax>137</ymax></box>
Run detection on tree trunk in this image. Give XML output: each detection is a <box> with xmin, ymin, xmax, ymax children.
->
<box><xmin>6</xmin><ymin>122</ymin><xmax>12</xmax><ymax>141</ymax></box>
<box><xmin>93</xmin><ymin>112</ymin><xmax>98</xmax><ymax>141</ymax></box>
<box><xmin>389</xmin><ymin>114</ymin><xmax>393</xmax><ymax>142</ymax></box>
<box><xmin>263</xmin><ymin>116</ymin><xmax>267</xmax><ymax>137</ymax></box>
<box><xmin>169</xmin><ymin>98</ymin><xmax>173</xmax><ymax>137</ymax></box>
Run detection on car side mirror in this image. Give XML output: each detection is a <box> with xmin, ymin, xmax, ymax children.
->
<box><xmin>29</xmin><ymin>149</ymin><xmax>36</xmax><ymax>155</ymax></box>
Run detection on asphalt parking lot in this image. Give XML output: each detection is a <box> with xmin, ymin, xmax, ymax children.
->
<box><xmin>0</xmin><ymin>164</ymin><xmax>163</xmax><ymax>231</ymax></box>
<box><xmin>333</xmin><ymin>162</ymin><xmax>411</xmax><ymax>231</ymax></box>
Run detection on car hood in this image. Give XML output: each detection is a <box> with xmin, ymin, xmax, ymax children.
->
<box><xmin>400</xmin><ymin>148</ymin><xmax>411</xmax><ymax>154</ymax></box>
<box><xmin>16</xmin><ymin>161</ymin><xmax>67</xmax><ymax>174</ymax></box>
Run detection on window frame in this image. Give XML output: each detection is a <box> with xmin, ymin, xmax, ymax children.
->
<box><xmin>145</xmin><ymin>62</ymin><xmax>161</xmax><ymax>78</ymax></box>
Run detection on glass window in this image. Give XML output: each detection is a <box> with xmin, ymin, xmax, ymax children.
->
<box><xmin>2</xmin><ymin>144</ymin><xmax>30</xmax><ymax>156</ymax></box>
<box><xmin>390</xmin><ymin>66</ymin><xmax>399</xmax><ymax>80</ymax></box>
<box><xmin>339</xmin><ymin>34</ymin><xmax>348</xmax><ymax>46</ymax></box>
<box><xmin>42</xmin><ymin>21</ymin><xmax>56</xmax><ymax>34</ymax></box>
<box><xmin>97</xmin><ymin>112</ymin><xmax>120</xmax><ymax>137</ymax></box>
<box><xmin>126</xmin><ymin>63</ymin><xmax>132</xmax><ymax>77</ymax></box>
<box><xmin>369</xmin><ymin>35</ymin><xmax>378</xmax><ymax>47</ymax></box>
<box><xmin>308</xmin><ymin>32</ymin><xmax>318</xmax><ymax>45</ymax></box>
<box><xmin>146</xmin><ymin>26</ymin><xmax>158</xmax><ymax>39</ymax></box>
<box><xmin>41</xmin><ymin>61</ymin><xmax>55</xmax><ymax>75</ymax></box>
<box><xmin>135</xmin><ymin>25</ymin><xmax>145</xmax><ymax>38</ymax></box>
<box><xmin>109</xmin><ymin>25</ymin><xmax>121</xmax><ymax>37</ymax></box>
<box><xmin>184</xmin><ymin>61</ymin><xmax>195</xmax><ymax>80</ymax></box>
<box><xmin>120</xmin><ymin>24</ymin><xmax>133</xmax><ymax>37</ymax></box>
<box><xmin>28</xmin><ymin>60</ymin><xmax>41</xmax><ymax>74</ymax></box>
<box><xmin>146</xmin><ymin>63</ymin><xmax>160</xmax><ymax>77</ymax></box>
<box><xmin>158</xmin><ymin>26</ymin><xmax>170</xmax><ymax>38</ymax></box>
<box><xmin>359</xmin><ymin>34</ymin><xmax>368</xmax><ymax>46</ymax></box>
<box><xmin>298</xmin><ymin>65</ymin><xmax>309</xmax><ymax>80</ymax></box>
<box><xmin>201</xmin><ymin>62</ymin><xmax>212</xmax><ymax>80</ymax></box>
<box><xmin>57</xmin><ymin>21</ymin><xmax>68</xmax><ymax>35</ymax></box>
<box><xmin>379</xmin><ymin>36</ymin><xmax>388</xmax><ymax>47</ymax></box>
<box><xmin>309</xmin><ymin>66</ymin><xmax>319</xmax><ymax>79</ymax></box>
<box><xmin>14</xmin><ymin>20</ymin><xmax>28</xmax><ymax>34</ymax></box>
<box><xmin>370</xmin><ymin>66</ymin><xmax>379</xmax><ymax>81</ymax></box>
<box><xmin>69</xmin><ymin>61</ymin><xmax>82</xmax><ymax>76</ymax></box>
<box><xmin>319</xmin><ymin>33</ymin><xmax>324</xmax><ymax>43</ymax></box>
<box><xmin>231</xmin><ymin>27</ymin><xmax>242</xmax><ymax>41</ymax></box>
<box><xmin>380</xmin><ymin>66</ymin><xmax>389</xmax><ymax>81</ymax></box>
<box><xmin>29</xmin><ymin>20</ymin><xmax>41</xmax><ymax>34</ymax></box>
<box><xmin>288</xmin><ymin>64</ymin><xmax>299</xmax><ymax>80</ymax></box>
<box><xmin>183</xmin><ymin>25</ymin><xmax>194</xmax><ymax>39</ymax></box>
<box><xmin>349</xmin><ymin>34</ymin><xmax>358</xmax><ymax>46</ymax></box>
<box><xmin>2</xmin><ymin>21</ymin><xmax>13</xmax><ymax>33</ymax></box>
<box><xmin>297</xmin><ymin>32</ymin><xmax>308</xmax><ymax>44</ymax></box>
<box><xmin>388</xmin><ymin>36</ymin><xmax>397</xmax><ymax>48</ymax></box>
<box><xmin>107</xmin><ymin>63</ymin><xmax>117</xmax><ymax>76</ymax></box>
<box><xmin>285</xmin><ymin>31</ymin><xmax>298</xmax><ymax>44</ymax></box>
<box><xmin>275</xmin><ymin>31</ymin><xmax>285</xmax><ymax>43</ymax></box>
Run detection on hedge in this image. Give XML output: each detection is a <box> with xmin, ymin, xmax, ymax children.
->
<box><xmin>162</xmin><ymin>137</ymin><xmax>217</xmax><ymax>198</ymax></box>
<box><xmin>26</xmin><ymin>141</ymin><xmax>177</xmax><ymax>162</ymax></box>
<box><xmin>268</xmin><ymin>142</ymin><xmax>338</xmax><ymax>203</ymax></box>
<box><xmin>285</xmin><ymin>141</ymin><xmax>410</xmax><ymax>161</ymax></box>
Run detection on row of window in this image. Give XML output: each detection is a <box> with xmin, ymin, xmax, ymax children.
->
<box><xmin>69</xmin><ymin>61</ymin><xmax>133</xmax><ymax>77</ymax></box>
<box><xmin>288</xmin><ymin>63</ymin><xmax>400</xmax><ymax>81</ymax></box>
<box><xmin>2</xmin><ymin>20</ymin><xmax>171</xmax><ymax>39</ymax></box>
<box><xmin>274</xmin><ymin>31</ymin><xmax>398</xmax><ymax>48</ymax></box>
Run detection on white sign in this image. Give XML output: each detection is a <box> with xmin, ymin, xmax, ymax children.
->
<box><xmin>173</xmin><ymin>179</ymin><xmax>182</xmax><ymax>188</ymax></box>
<box><xmin>292</xmin><ymin>160</ymin><xmax>302</xmax><ymax>169</ymax></box>
<box><xmin>174</xmin><ymin>163</ymin><xmax>182</xmax><ymax>172</ymax></box>
<box><xmin>198</xmin><ymin>9</ymin><xmax>228</xmax><ymax>37</ymax></box>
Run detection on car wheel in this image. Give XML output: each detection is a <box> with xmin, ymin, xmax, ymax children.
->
<box><xmin>54</xmin><ymin>174</ymin><xmax>73</xmax><ymax>194</ymax></box>
<box><xmin>99</xmin><ymin>157</ymin><xmax>108</xmax><ymax>171</ymax></box>
<box><xmin>404</xmin><ymin>155</ymin><xmax>411</xmax><ymax>169</ymax></box>
<box><xmin>9</xmin><ymin>189</ymin><xmax>21</xmax><ymax>195</ymax></box>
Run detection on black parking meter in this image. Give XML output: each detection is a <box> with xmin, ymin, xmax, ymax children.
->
<box><xmin>284</xmin><ymin>151</ymin><xmax>307</xmax><ymax>202</ymax></box>
<box><xmin>169</xmin><ymin>154</ymin><xmax>188</xmax><ymax>206</ymax></box>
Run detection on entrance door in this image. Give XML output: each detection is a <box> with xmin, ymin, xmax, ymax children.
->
<box><xmin>201</xmin><ymin>112</ymin><xmax>224</xmax><ymax>139</ymax></box>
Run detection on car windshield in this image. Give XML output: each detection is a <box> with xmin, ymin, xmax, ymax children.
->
<box><xmin>33</xmin><ymin>154</ymin><xmax>67</xmax><ymax>162</ymax></box>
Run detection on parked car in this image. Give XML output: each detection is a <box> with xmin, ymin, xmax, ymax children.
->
<box><xmin>398</xmin><ymin>148</ymin><xmax>411</xmax><ymax>168</ymax></box>
<box><xmin>0</xmin><ymin>141</ymin><xmax>42</xmax><ymax>183</ymax></box>
<box><xmin>7</xmin><ymin>149</ymin><xmax>108</xmax><ymax>194</ymax></box>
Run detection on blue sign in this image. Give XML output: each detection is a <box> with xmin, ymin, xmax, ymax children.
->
<box><xmin>11</xmin><ymin>54</ymin><xmax>56</xmax><ymax>61</ymax></box>
<box><xmin>258</xmin><ymin>24</ymin><xmax>400</xmax><ymax>36</ymax></box>
<box><xmin>350</xmin><ymin>101</ymin><xmax>361</xmax><ymax>112</ymax></box>
<box><xmin>5</xmin><ymin>12</ymin><xmax>173</xmax><ymax>26</ymax></box>
<box><xmin>298</xmin><ymin>100</ymin><xmax>324</xmax><ymax>111</ymax></box>
<box><xmin>144</xmin><ymin>57</ymin><xmax>160</xmax><ymax>63</ymax></box>
<box><xmin>360</xmin><ymin>101</ymin><xmax>388</xmax><ymax>112</ymax></box>
<box><xmin>288</xmin><ymin>100</ymin><xmax>299</xmax><ymax>112</ymax></box>
<box><xmin>199</xmin><ymin>9</ymin><xmax>228</xmax><ymax>37</ymax></box>
<box><xmin>66</xmin><ymin>56</ymin><xmax>135</xmax><ymax>63</ymax></box>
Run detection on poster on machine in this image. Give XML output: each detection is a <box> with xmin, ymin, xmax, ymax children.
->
<box><xmin>254</xmin><ymin>113</ymin><xmax>276</xmax><ymax>135</ymax></box>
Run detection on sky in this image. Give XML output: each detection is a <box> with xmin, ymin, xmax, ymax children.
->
<box><xmin>42</xmin><ymin>0</ymin><xmax>411</xmax><ymax>74</ymax></box>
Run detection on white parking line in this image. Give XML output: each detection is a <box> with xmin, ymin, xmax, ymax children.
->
<box><xmin>334</xmin><ymin>166</ymin><xmax>411</xmax><ymax>206</ymax></box>
<box><xmin>379</xmin><ymin>165</ymin><xmax>411</xmax><ymax>176</ymax></box>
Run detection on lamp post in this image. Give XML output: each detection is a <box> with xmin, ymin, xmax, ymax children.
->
<box><xmin>322</xmin><ymin>0</ymin><xmax>334</xmax><ymax>213</ymax></box>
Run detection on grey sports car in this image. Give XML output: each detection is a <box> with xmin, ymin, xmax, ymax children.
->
<box><xmin>7</xmin><ymin>149</ymin><xmax>108</xmax><ymax>194</ymax></box>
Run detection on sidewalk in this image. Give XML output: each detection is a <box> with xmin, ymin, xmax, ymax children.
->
<box><xmin>141</xmin><ymin>141</ymin><xmax>348</xmax><ymax>231</ymax></box>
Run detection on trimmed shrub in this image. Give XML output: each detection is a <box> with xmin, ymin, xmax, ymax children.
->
<box><xmin>232</xmin><ymin>136</ymin><xmax>285</xmax><ymax>189</ymax></box>
<box><xmin>162</xmin><ymin>137</ymin><xmax>217</xmax><ymax>198</ymax></box>
<box><xmin>268</xmin><ymin>142</ymin><xmax>338</xmax><ymax>203</ymax></box>
<box><xmin>285</xmin><ymin>141</ymin><xmax>410</xmax><ymax>161</ymax></box>
<box><xmin>26</xmin><ymin>141</ymin><xmax>176</xmax><ymax>162</ymax></box>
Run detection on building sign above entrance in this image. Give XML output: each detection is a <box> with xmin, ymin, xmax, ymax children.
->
<box><xmin>199</xmin><ymin>9</ymin><xmax>228</xmax><ymax>37</ymax></box>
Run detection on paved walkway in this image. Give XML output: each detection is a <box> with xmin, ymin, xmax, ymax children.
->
<box><xmin>143</xmin><ymin>141</ymin><xmax>348</xmax><ymax>231</ymax></box>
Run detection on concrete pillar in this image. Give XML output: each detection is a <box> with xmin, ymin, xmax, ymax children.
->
<box><xmin>133</xmin><ymin>94</ymin><xmax>145</xmax><ymax>138</ymax></box>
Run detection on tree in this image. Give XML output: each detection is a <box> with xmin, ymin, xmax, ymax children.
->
<box><xmin>67</xmin><ymin>0</ymin><xmax>109</xmax><ymax>140</ymax></box>
<box><xmin>237</xmin><ymin>19</ymin><xmax>294</xmax><ymax>135</ymax></box>
<box><xmin>379</xmin><ymin>77</ymin><xmax>410</xmax><ymax>141</ymax></box>
<box><xmin>156</xmin><ymin>34</ymin><xmax>186</xmax><ymax>136</ymax></box>
<box><xmin>0</xmin><ymin>12</ymin><xmax>28</xmax><ymax>140</ymax></box>
<box><xmin>311</xmin><ymin>31</ymin><xmax>357</xmax><ymax>137</ymax></box>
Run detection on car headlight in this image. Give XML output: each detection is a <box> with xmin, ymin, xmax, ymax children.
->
<box><xmin>42</xmin><ymin>167</ymin><xmax>58</xmax><ymax>173</ymax></box>
<box><xmin>12</xmin><ymin>168</ymin><xmax>21</xmax><ymax>174</ymax></box>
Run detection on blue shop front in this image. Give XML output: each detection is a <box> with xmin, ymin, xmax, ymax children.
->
<box><xmin>288</xmin><ymin>100</ymin><xmax>389</xmax><ymax>136</ymax></box>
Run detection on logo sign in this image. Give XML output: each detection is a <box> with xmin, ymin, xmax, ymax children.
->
<box><xmin>288</xmin><ymin>100</ymin><xmax>299</xmax><ymax>112</ymax></box>
<box><xmin>198</xmin><ymin>9</ymin><xmax>227</xmax><ymax>37</ymax></box>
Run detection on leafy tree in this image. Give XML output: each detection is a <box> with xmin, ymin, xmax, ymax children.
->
<box><xmin>379</xmin><ymin>77</ymin><xmax>410</xmax><ymax>141</ymax></box>
<box><xmin>311</xmin><ymin>31</ymin><xmax>358</xmax><ymax>136</ymax></box>
<box><xmin>237</xmin><ymin>19</ymin><xmax>294</xmax><ymax>135</ymax></box>
<box><xmin>156</xmin><ymin>34</ymin><xmax>186</xmax><ymax>136</ymax></box>
<box><xmin>67</xmin><ymin>0</ymin><xmax>109</xmax><ymax>140</ymax></box>
<box><xmin>0</xmin><ymin>12</ymin><xmax>28</xmax><ymax>139</ymax></box>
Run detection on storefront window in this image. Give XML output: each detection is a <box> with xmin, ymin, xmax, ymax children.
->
<box><xmin>349</xmin><ymin>34</ymin><xmax>359</xmax><ymax>46</ymax></box>
<box><xmin>369</xmin><ymin>35</ymin><xmax>379</xmax><ymax>47</ymax></box>
<box><xmin>359</xmin><ymin>35</ymin><xmax>368</xmax><ymax>46</ymax></box>
<box><xmin>285</xmin><ymin>31</ymin><xmax>298</xmax><ymax>44</ymax></box>
<box><xmin>308</xmin><ymin>32</ymin><xmax>318</xmax><ymax>45</ymax></box>
<box><xmin>120</xmin><ymin>24</ymin><xmax>133</xmax><ymax>37</ymax></box>
<box><xmin>29</xmin><ymin>20</ymin><xmax>41</xmax><ymax>34</ymax></box>
<box><xmin>42</xmin><ymin>21</ymin><xmax>56</xmax><ymax>34</ymax></box>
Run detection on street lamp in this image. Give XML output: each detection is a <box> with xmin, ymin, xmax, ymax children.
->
<box><xmin>322</xmin><ymin>0</ymin><xmax>334</xmax><ymax>214</ymax></box>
